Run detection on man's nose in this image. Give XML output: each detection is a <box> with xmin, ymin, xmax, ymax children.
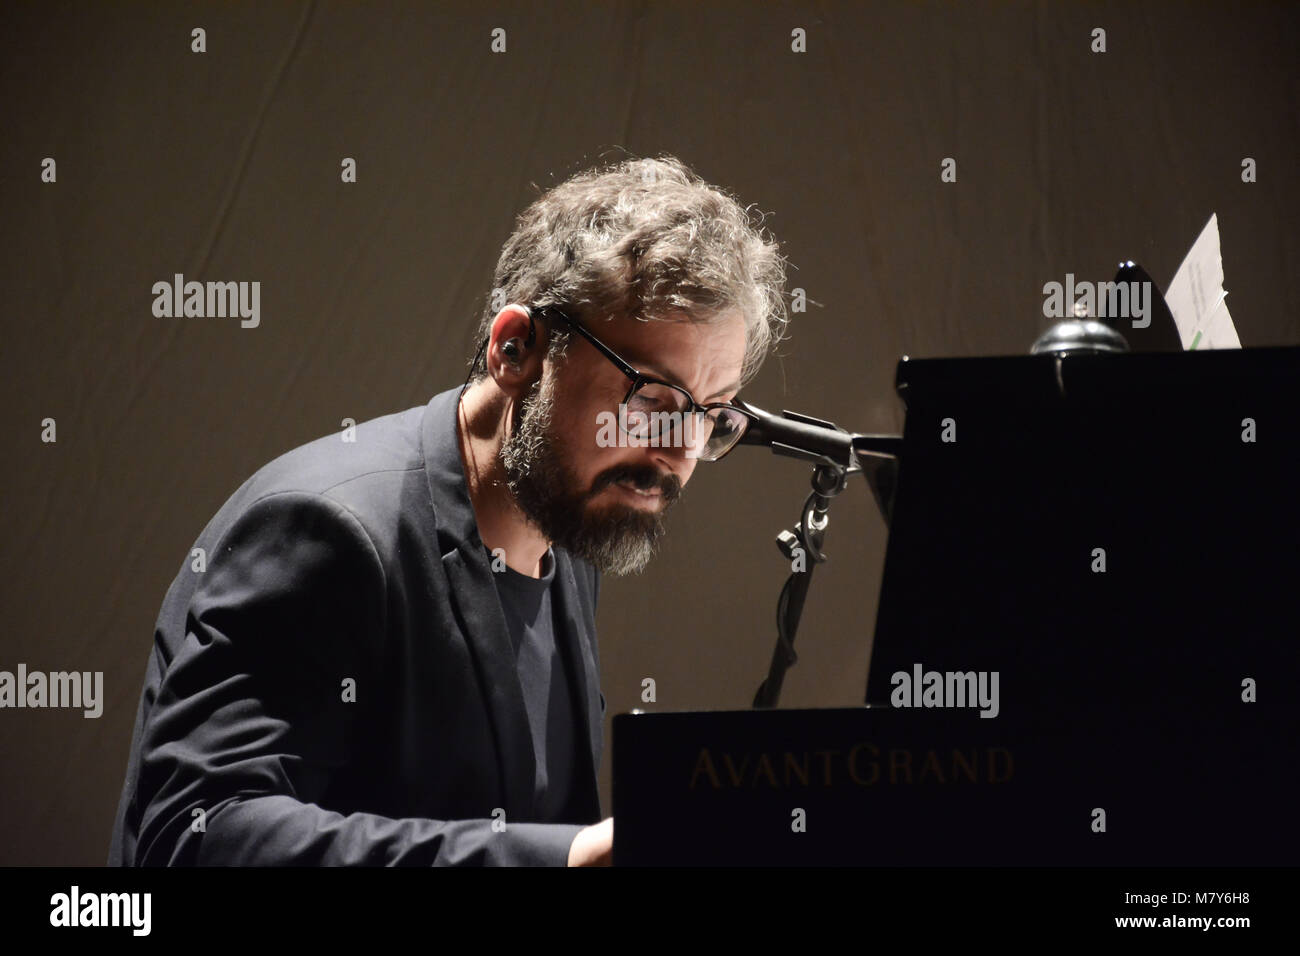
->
<box><xmin>646</xmin><ymin>411</ymin><xmax>705</xmax><ymax>485</ymax></box>
<box><xmin>650</xmin><ymin>443</ymin><xmax>697</xmax><ymax>489</ymax></box>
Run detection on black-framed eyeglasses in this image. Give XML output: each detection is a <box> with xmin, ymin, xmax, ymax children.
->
<box><xmin>529</xmin><ymin>304</ymin><xmax>756</xmax><ymax>463</ymax></box>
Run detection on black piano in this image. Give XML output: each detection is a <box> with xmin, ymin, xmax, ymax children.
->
<box><xmin>612</xmin><ymin>344</ymin><xmax>1299</xmax><ymax>865</ymax></box>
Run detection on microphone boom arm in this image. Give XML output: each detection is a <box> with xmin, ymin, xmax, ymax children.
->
<box><xmin>736</xmin><ymin>399</ymin><xmax>903</xmax><ymax>709</ymax></box>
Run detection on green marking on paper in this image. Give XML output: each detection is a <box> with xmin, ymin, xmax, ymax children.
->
<box><xmin>1189</xmin><ymin>330</ymin><xmax>1202</xmax><ymax>350</ymax></box>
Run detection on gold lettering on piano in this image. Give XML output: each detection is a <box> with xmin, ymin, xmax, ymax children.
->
<box><xmin>849</xmin><ymin>743</ymin><xmax>879</xmax><ymax>784</ymax></box>
<box><xmin>690</xmin><ymin>744</ymin><xmax>1014</xmax><ymax>789</ymax></box>
<box><xmin>691</xmin><ymin>747</ymin><xmax>721</xmax><ymax>789</ymax></box>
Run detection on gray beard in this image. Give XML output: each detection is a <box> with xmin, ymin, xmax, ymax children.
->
<box><xmin>500</xmin><ymin>371</ymin><xmax>681</xmax><ymax>575</ymax></box>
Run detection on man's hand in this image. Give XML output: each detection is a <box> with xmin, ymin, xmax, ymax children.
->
<box><xmin>567</xmin><ymin>816</ymin><xmax>613</xmax><ymax>866</ymax></box>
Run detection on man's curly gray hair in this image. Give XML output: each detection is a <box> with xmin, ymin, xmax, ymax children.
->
<box><xmin>470</xmin><ymin>154</ymin><xmax>789</xmax><ymax>389</ymax></box>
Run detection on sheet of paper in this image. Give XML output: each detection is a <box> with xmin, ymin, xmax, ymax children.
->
<box><xmin>1164</xmin><ymin>213</ymin><xmax>1240</xmax><ymax>349</ymax></box>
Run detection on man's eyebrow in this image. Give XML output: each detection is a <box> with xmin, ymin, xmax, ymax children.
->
<box><xmin>637</xmin><ymin>362</ymin><xmax>741</xmax><ymax>402</ymax></box>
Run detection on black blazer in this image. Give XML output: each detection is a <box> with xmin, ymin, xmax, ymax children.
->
<box><xmin>109</xmin><ymin>386</ymin><xmax>605</xmax><ymax>866</ymax></box>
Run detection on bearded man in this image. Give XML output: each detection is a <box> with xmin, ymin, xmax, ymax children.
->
<box><xmin>108</xmin><ymin>154</ymin><xmax>787</xmax><ymax>867</ymax></box>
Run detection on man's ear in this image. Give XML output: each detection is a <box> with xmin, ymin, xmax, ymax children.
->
<box><xmin>485</xmin><ymin>305</ymin><xmax>542</xmax><ymax>395</ymax></box>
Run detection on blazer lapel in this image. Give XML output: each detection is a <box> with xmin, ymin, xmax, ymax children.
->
<box><xmin>440</xmin><ymin>547</ymin><xmax>538</xmax><ymax>819</ymax></box>
<box><xmin>419</xmin><ymin>385</ymin><xmax>603</xmax><ymax>824</ymax></box>
<box><xmin>421</xmin><ymin>388</ymin><xmax>536</xmax><ymax>820</ymax></box>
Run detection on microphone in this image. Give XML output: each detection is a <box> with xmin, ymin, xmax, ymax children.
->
<box><xmin>732</xmin><ymin>398</ymin><xmax>857</xmax><ymax>467</ymax></box>
<box><xmin>733</xmin><ymin>398</ymin><xmax>904</xmax><ymax>531</ymax></box>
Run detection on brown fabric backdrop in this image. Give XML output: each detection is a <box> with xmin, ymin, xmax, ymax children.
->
<box><xmin>2</xmin><ymin>0</ymin><xmax>1296</xmax><ymax>864</ymax></box>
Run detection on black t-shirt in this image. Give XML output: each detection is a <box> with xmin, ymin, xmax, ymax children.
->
<box><xmin>488</xmin><ymin>546</ymin><xmax>582</xmax><ymax>822</ymax></box>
